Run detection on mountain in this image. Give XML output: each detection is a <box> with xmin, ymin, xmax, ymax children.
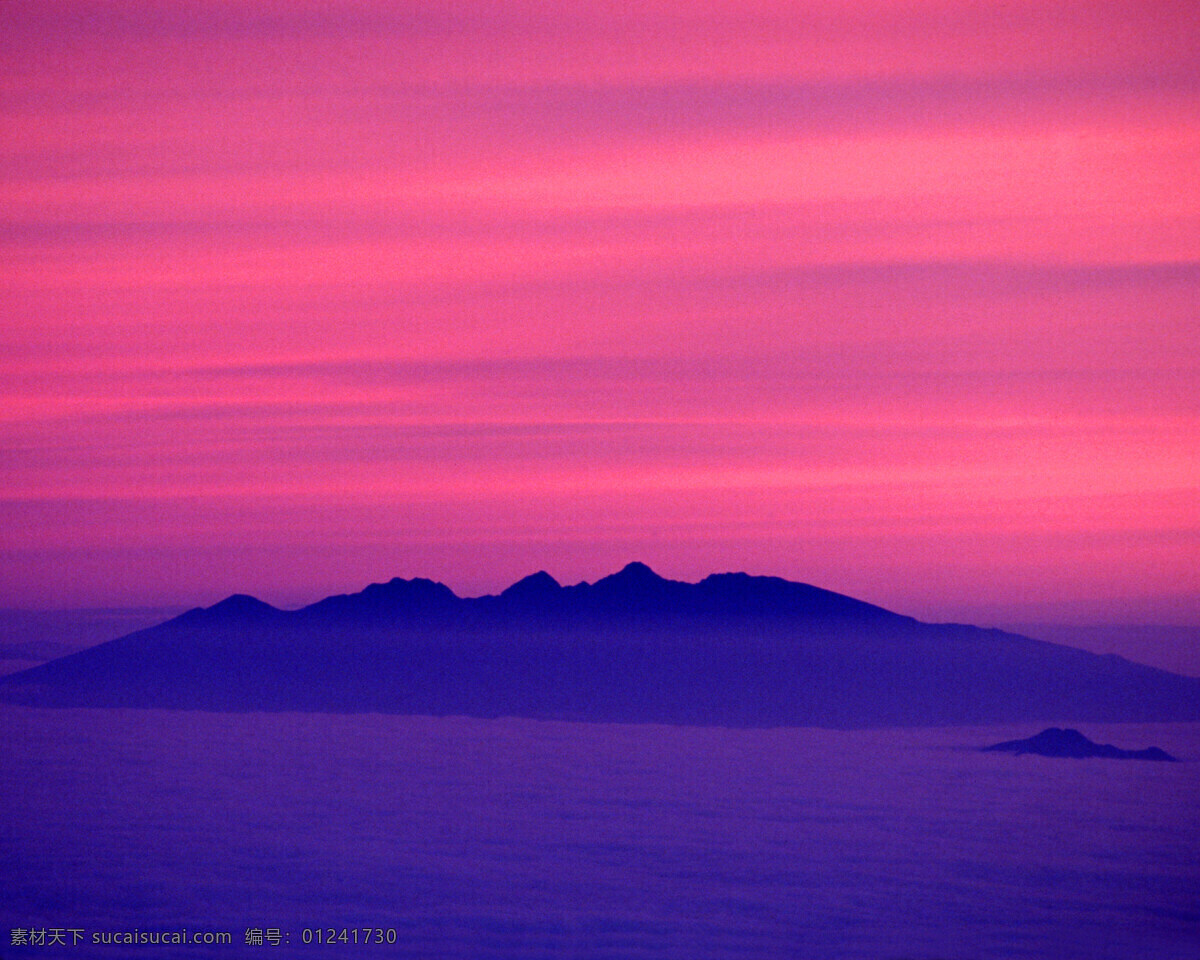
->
<box><xmin>983</xmin><ymin>728</ymin><xmax>1178</xmax><ymax>761</ymax></box>
<box><xmin>3</xmin><ymin>563</ymin><xmax>1200</xmax><ymax>727</ymax></box>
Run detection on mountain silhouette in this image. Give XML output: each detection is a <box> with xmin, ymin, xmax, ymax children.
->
<box><xmin>983</xmin><ymin>728</ymin><xmax>1178</xmax><ymax>761</ymax></box>
<box><xmin>174</xmin><ymin>593</ymin><xmax>279</xmax><ymax>624</ymax></box>
<box><xmin>498</xmin><ymin>570</ymin><xmax>562</xmax><ymax>603</ymax></box>
<box><xmin>3</xmin><ymin>564</ymin><xmax>1199</xmax><ymax>727</ymax></box>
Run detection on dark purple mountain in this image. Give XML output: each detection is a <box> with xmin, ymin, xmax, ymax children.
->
<box><xmin>3</xmin><ymin>563</ymin><xmax>1199</xmax><ymax>727</ymax></box>
<box><xmin>983</xmin><ymin>728</ymin><xmax>1178</xmax><ymax>761</ymax></box>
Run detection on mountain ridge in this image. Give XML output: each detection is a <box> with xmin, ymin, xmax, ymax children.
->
<box><xmin>167</xmin><ymin>562</ymin><xmax>911</xmax><ymax>626</ymax></box>
<box><xmin>3</xmin><ymin>564</ymin><xmax>1198</xmax><ymax>728</ymax></box>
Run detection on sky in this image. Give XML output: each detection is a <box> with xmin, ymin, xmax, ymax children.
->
<box><xmin>1</xmin><ymin>1</ymin><xmax>1198</xmax><ymax>630</ymax></box>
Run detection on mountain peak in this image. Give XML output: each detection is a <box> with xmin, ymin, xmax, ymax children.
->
<box><xmin>608</xmin><ymin>561</ymin><xmax>664</xmax><ymax>582</ymax></box>
<box><xmin>580</xmin><ymin>562</ymin><xmax>684</xmax><ymax>612</ymax></box>
<box><xmin>590</xmin><ymin>562</ymin><xmax>670</xmax><ymax>594</ymax></box>
<box><xmin>214</xmin><ymin>593</ymin><xmax>272</xmax><ymax>611</ymax></box>
<box><xmin>364</xmin><ymin>576</ymin><xmax>456</xmax><ymax>598</ymax></box>
<box><xmin>301</xmin><ymin>576</ymin><xmax>458</xmax><ymax>619</ymax></box>
<box><xmin>500</xmin><ymin>570</ymin><xmax>561</xmax><ymax>599</ymax></box>
<box><xmin>178</xmin><ymin>593</ymin><xmax>278</xmax><ymax>623</ymax></box>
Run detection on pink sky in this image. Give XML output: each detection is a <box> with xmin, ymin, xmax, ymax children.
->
<box><xmin>1</xmin><ymin>1</ymin><xmax>1198</xmax><ymax>630</ymax></box>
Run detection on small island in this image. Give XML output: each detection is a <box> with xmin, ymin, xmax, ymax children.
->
<box><xmin>983</xmin><ymin>728</ymin><xmax>1178</xmax><ymax>761</ymax></box>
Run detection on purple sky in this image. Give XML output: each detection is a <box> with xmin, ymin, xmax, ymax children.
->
<box><xmin>1</xmin><ymin>1</ymin><xmax>1198</xmax><ymax>632</ymax></box>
